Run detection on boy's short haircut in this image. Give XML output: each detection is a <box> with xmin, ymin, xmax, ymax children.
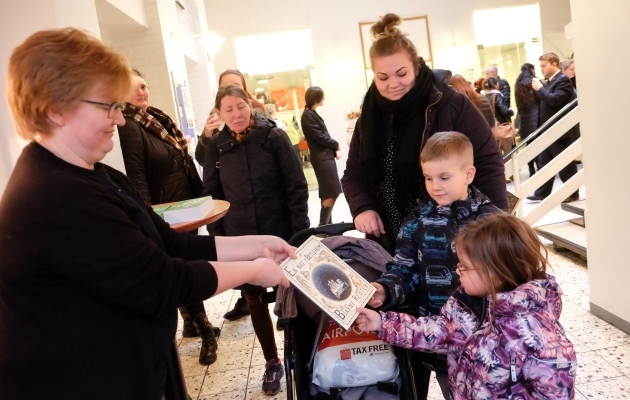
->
<box><xmin>420</xmin><ymin>131</ymin><xmax>474</xmax><ymax>169</ymax></box>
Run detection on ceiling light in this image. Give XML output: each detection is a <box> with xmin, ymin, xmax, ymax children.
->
<box><xmin>257</xmin><ymin>79</ymin><xmax>268</xmax><ymax>84</ymax></box>
<box><xmin>255</xmin><ymin>88</ymin><xmax>265</xmax><ymax>92</ymax></box>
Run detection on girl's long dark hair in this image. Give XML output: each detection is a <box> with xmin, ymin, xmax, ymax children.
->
<box><xmin>515</xmin><ymin>63</ymin><xmax>536</xmax><ymax>110</ymax></box>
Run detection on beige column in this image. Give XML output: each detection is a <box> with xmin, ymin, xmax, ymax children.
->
<box><xmin>569</xmin><ymin>0</ymin><xmax>630</xmax><ymax>333</ymax></box>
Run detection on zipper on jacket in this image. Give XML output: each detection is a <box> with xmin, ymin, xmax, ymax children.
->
<box><xmin>473</xmin><ymin>296</ymin><xmax>487</xmax><ymax>332</ymax></box>
<box><xmin>420</xmin><ymin>92</ymin><xmax>443</xmax><ymax>148</ymax></box>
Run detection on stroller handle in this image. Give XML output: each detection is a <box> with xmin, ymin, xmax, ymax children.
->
<box><xmin>288</xmin><ymin>222</ymin><xmax>356</xmax><ymax>246</ymax></box>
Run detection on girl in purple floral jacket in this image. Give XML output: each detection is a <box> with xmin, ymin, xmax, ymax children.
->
<box><xmin>357</xmin><ymin>214</ymin><xmax>577</xmax><ymax>399</ymax></box>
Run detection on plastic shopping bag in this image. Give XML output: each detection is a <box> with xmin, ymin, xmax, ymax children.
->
<box><xmin>312</xmin><ymin>318</ymin><xmax>399</xmax><ymax>388</ymax></box>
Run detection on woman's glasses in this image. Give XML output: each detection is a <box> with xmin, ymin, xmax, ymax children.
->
<box><xmin>81</xmin><ymin>100</ymin><xmax>124</xmax><ymax>119</ymax></box>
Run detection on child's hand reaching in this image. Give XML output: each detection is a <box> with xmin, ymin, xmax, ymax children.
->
<box><xmin>367</xmin><ymin>282</ymin><xmax>386</xmax><ymax>308</ymax></box>
<box><xmin>356</xmin><ymin>307</ymin><xmax>382</xmax><ymax>332</ymax></box>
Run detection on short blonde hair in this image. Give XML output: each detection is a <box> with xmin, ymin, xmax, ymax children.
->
<box><xmin>7</xmin><ymin>28</ymin><xmax>134</xmax><ymax>140</ymax></box>
<box><xmin>420</xmin><ymin>131</ymin><xmax>473</xmax><ymax>169</ymax></box>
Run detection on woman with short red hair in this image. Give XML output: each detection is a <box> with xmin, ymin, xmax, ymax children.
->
<box><xmin>0</xmin><ymin>28</ymin><xmax>292</xmax><ymax>399</ymax></box>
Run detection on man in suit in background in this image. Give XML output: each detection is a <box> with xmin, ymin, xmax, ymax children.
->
<box><xmin>527</xmin><ymin>52</ymin><xmax>580</xmax><ymax>202</ymax></box>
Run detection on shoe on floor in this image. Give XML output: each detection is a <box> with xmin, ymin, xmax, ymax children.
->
<box><xmin>224</xmin><ymin>296</ymin><xmax>250</xmax><ymax>321</ymax></box>
<box><xmin>526</xmin><ymin>194</ymin><xmax>546</xmax><ymax>202</ymax></box>
<box><xmin>562</xmin><ymin>193</ymin><xmax>580</xmax><ymax>203</ymax></box>
<box><xmin>182</xmin><ymin>317</ymin><xmax>200</xmax><ymax>338</ymax></box>
<box><xmin>262</xmin><ymin>358</ymin><xmax>284</xmax><ymax>396</ymax></box>
<box><xmin>193</xmin><ymin>314</ymin><xmax>218</xmax><ymax>365</ymax></box>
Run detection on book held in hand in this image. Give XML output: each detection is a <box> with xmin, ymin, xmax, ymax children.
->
<box><xmin>281</xmin><ymin>236</ymin><xmax>376</xmax><ymax>330</ymax></box>
<box><xmin>162</xmin><ymin>196</ymin><xmax>214</xmax><ymax>224</ymax></box>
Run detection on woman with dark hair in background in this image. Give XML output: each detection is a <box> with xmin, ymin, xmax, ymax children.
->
<box><xmin>450</xmin><ymin>74</ymin><xmax>495</xmax><ymax>128</ymax></box>
<box><xmin>117</xmin><ymin>69</ymin><xmax>221</xmax><ymax>366</ymax></box>
<box><xmin>301</xmin><ymin>86</ymin><xmax>343</xmax><ymax>226</ymax></box>
<box><xmin>485</xmin><ymin>77</ymin><xmax>515</xmax><ymax>156</ymax></box>
<box><xmin>514</xmin><ymin>63</ymin><xmax>540</xmax><ymax>176</ymax></box>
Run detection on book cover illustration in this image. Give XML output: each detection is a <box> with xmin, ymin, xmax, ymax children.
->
<box><xmin>281</xmin><ymin>236</ymin><xmax>376</xmax><ymax>330</ymax></box>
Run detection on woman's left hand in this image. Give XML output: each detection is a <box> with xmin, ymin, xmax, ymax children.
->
<box><xmin>356</xmin><ymin>307</ymin><xmax>382</xmax><ymax>332</ymax></box>
<box><xmin>256</xmin><ymin>236</ymin><xmax>297</xmax><ymax>264</ymax></box>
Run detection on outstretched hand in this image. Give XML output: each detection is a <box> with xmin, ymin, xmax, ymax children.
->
<box><xmin>367</xmin><ymin>282</ymin><xmax>386</xmax><ymax>308</ymax></box>
<box><xmin>356</xmin><ymin>307</ymin><xmax>382</xmax><ymax>332</ymax></box>
<box><xmin>251</xmin><ymin>258</ymin><xmax>290</xmax><ymax>288</ymax></box>
<box><xmin>255</xmin><ymin>236</ymin><xmax>297</xmax><ymax>264</ymax></box>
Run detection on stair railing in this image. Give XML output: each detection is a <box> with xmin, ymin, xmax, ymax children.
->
<box><xmin>504</xmin><ymin>98</ymin><xmax>584</xmax><ymax>225</ymax></box>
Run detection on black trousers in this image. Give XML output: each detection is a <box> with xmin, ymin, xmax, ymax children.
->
<box><xmin>534</xmin><ymin>135</ymin><xmax>579</xmax><ymax>198</ymax></box>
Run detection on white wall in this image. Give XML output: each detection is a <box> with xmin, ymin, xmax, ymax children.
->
<box><xmin>569</xmin><ymin>0</ymin><xmax>630</xmax><ymax>332</ymax></box>
<box><xmin>205</xmin><ymin>0</ymin><xmax>574</xmax><ymax>173</ymax></box>
<box><xmin>0</xmin><ymin>0</ymin><xmax>107</xmax><ymax>195</ymax></box>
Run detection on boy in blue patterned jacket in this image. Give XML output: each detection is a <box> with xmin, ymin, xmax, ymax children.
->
<box><xmin>367</xmin><ymin>131</ymin><xmax>501</xmax><ymax>398</ymax></box>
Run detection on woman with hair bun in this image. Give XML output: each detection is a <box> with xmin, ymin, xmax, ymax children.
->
<box><xmin>341</xmin><ymin>13</ymin><xmax>506</xmax><ymax>399</ymax></box>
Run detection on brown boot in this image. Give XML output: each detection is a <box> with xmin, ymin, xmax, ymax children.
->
<box><xmin>193</xmin><ymin>314</ymin><xmax>219</xmax><ymax>365</ymax></box>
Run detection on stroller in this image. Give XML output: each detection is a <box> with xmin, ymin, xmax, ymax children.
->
<box><xmin>264</xmin><ymin>223</ymin><xmax>419</xmax><ymax>400</ymax></box>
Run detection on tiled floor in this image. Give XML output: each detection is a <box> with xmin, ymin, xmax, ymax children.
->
<box><xmin>185</xmin><ymin>173</ymin><xmax>630</xmax><ymax>399</ymax></box>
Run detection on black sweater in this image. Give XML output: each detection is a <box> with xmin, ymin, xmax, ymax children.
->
<box><xmin>0</xmin><ymin>143</ymin><xmax>219</xmax><ymax>399</ymax></box>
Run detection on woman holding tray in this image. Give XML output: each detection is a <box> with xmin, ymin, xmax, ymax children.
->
<box><xmin>0</xmin><ymin>28</ymin><xmax>293</xmax><ymax>399</ymax></box>
<box><xmin>202</xmin><ymin>84</ymin><xmax>310</xmax><ymax>396</ymax></box>
<box><xmin>117</xmin><ymin>69</ymin><xmax>221</xmax><ymax>366</ymax></box>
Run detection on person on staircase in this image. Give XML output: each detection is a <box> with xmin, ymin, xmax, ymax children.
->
<box><xmin>514</xmin><ymin>63</ymin><xmax>541</xmax><ymax>177</ymax></box>
<box><xmin>301</xmin><ymin>86</ymin><xmax>343</xmax><ymax>226</ymax></box>
<box><xmin>117</xmin><ymin>69</ymin><xmax>220</xmax><ymax>365</ymax></box>
<box><xmin>527</xmin><ymin>53</ymin><xmax>580</xmax><ymax>203</ymax></box>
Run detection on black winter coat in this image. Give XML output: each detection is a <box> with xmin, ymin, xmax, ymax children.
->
<box><xmin>498</xmin><ymin>77</ymin><xmax>511</xmax><ymax>108</ymax></box>
<box><xmin>486</xmin><ymin>92</ymin><xmax>514</xmax><ymax>124</ymax></box>
<box><xmin>342</xmin><ymin>72</ymin><xmax>507</xmax><ymax>217</ymax></box>
<box><xmin>535</xmin><ymin>72</ymin><xmax>579</xmax><ymax>140</ymax></box>
<box><xmin>118</xmin><ymin>118</ymin><xmax>202</xmax><ymax>205</ymax></box>
<box><xmin>517</xmin><ymin>100</ymin><xmax>540</xmax><ymax>139</ymax></box>
<box><xmin>301</xmin><ymin>109</ymin><xmax>339</xmax><ymax>164</ymax></box>
<box><xmin>202</xmin><ymin>115</ymin><xmax>310</xmax><ymax>240</ymax></box>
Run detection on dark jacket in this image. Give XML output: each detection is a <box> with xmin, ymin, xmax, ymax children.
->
<box><xmin>202</xmin><ymin>115</ymin><xmax>309</xmax><ymax>240</ymax></box>
<box><xmin>376</xmin><ymin>188</ymin><xmax>500</xmax><ymax>317</ymax></box>
<box><xmin>517</xmin><ymin>100</ymin><xmax>540</xmax><ymax>139</ymax></box>
<box><xmin>118</xmin><ymin>118</ymin><xmax>202</xmax><ymax>205</ymax></box>
<box><xmin>486</xmin><ymin>91</ymin><xmax>514</xmax><ymax>124</ymax></box>
<box><xmin>498</xmin><ymin>76</ymin><xmax>511</xmax><ymax>108</ymax></box>
<box><xmin>478</xmin><ymin>95</ymin><xmax>495</xmax><ymax>128</ymax></box>
<box><xmin>535</xmin><ymin>72</ymin><xmax>579</xmax><ymax>140</ymax></box>
<box><xmin>0</xmin><ymin>143</ymin><xmax>219</xmax><ymax>399</ymax></box>
<box><xmin>301</xmin><ymin>108</ymin><xmax>339</xmax><ymax>164</ymax></box>
<box><xmin>341</xmin><ymin>74</ymin><xmax>507</xmax><ymax>218</ymax></box>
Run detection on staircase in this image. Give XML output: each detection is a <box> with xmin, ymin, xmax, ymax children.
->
<box><xmin>504</xmin><ymin>98</ymin><xmax>587</xmax><ymax>258</ymax></box>
<box><xmin>534</xmin><ymin>199</ymin><xmax>586</xmax><ymax>257</ymax></box>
